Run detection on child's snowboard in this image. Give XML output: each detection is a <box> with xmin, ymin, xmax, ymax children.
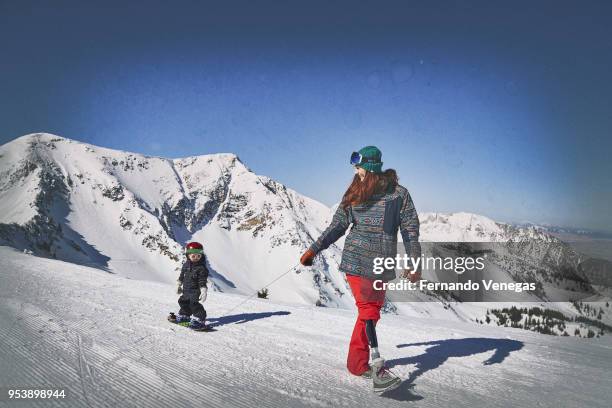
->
<box><xmin>167</xmin><ymin>312</ymin><xmax>216</xmax><ymax>332</ymax></box>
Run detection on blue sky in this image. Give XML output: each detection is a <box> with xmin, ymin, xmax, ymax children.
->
<box><xmin>1</xmin><ymin>1</ymin><xmax>611</xmax><ymax>231</ymax></box>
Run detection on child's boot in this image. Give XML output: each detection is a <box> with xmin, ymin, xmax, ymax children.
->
<box><xmin>188</xmin><ymin>316</ymin><xmax>207</xmax><ymax>330</ymax></box>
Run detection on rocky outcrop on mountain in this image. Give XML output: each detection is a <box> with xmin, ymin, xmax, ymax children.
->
<box><xmin>0</xmin><ymin>134</ymin><xmax>349</xmax><ymax>306</ymax></box>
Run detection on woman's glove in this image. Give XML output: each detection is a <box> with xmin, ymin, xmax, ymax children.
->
<box><xmin>199</xmin><ymin>286</ymin><xmax>208</xmax><ymax>302</ymax></box>
<box><xmin>176</xmin><ymin>280</ymin><xmax>183</xmax><ymax>294</ymax></box>
<box><xmin>401</xmin><ymin>269</ymin><xmax>422</xmax><ymax>283</ymax></box>
<box><xmin>300</xmin><ymin>249</ymin><xmax>316</xmax><ymax>266</ymax></box>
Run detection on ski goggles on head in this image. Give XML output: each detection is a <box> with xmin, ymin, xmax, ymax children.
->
<box><xmin>186</xmin><ymin>248</ymin><xmax>203</xmax><ymax>255</ymax></box>
<box><xmin>350</xmin><ymin>151</ymin><xmax>379</xmax><ymax>166</ymax></box>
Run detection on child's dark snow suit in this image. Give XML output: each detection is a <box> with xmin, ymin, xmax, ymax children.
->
<box><xmin>178</xmin><ymin>257</ymin><xmax>209</xmax><ymax>321</ymax></box>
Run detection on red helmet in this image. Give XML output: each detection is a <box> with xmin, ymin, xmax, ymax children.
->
<box><xmin>185</xmin><ymin>241</ymin><xmax>204</xmax><ymax>255</ymax></box>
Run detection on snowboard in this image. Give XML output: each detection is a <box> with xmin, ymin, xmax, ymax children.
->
<box><xmin>167</xmin><ymin>312</ymin><xmax>216</xmax><ymax>332</ymax></box>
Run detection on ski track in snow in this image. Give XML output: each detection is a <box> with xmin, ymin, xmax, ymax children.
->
<box><xmin>1</xmin><ymin>246</ymin><xmax>611</xmax><ymax>408</ymax></box>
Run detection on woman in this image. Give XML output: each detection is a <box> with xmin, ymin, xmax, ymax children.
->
<box><xmin>300</xmin><ymin>145</ymin><xmax>421</xmax><ymax>393</ymax></box>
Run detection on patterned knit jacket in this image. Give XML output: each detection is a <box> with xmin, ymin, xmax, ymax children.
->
<box><xmin>309</xmin><ymin>184</ymin><xmax>421</xmax><ymax>281</ymax></box>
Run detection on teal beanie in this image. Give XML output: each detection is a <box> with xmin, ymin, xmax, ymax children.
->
<box><xmin>357</xmin><ymin>146</ymin><xmax>383</xmax><ymax>174</ymax></box>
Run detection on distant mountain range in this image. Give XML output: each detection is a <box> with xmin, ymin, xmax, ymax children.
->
<box><xmin>511</xmin><ymin>222</ymin><xmax>612</xmax><ymax>241</ymax></box>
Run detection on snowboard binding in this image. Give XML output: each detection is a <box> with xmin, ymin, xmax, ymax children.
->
<box><xmin>167</xmin><ymin>312</ymin><xmax>191</xmax><ymax>327</ymax></box>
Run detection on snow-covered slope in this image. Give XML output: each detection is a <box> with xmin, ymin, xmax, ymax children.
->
<box><xmin>420</xmin><ymin>212</ymin><xmax>508</xmax><ymax>242</ymax></box>
<box><xmin>0</xmin><ymin>133</ymin><xmax>348</xmax><ymax>307</ymax></box>
<box><xmin>0</xmin><ymin>133</ymin><xmax>608</xmax><ymax>324</ymax></box>
<box><xmin>0</xmin><ymin>247</ymin><xmax>610</xmax><ymax>407</ymax></box>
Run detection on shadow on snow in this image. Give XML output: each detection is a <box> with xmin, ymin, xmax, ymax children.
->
<box><xmin>208</xmin><ymin>311</ymin><xmax>291</xmax><ymax>327</ymax></box>
<box><xmin>381</xmin><ymin>337</ymin><xmax>524</xmax><ymax>401</ymax></box>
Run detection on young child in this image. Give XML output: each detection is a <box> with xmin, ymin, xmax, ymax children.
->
<box><xmin>170</xmin><ymin>241</ymin><xmax>210</xmax><ymax>330</ymax></box>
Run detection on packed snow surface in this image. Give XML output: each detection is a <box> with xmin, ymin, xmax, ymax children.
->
<box><xmin>1</xmin><ymin>247</ymin><xmax>610</xmax><ymax>408</ymax></box>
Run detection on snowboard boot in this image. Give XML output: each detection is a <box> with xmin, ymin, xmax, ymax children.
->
<box><xmin>370</xmin><ymin>357</ymin><xmax>401</xmax><ymax>394</ymax></box>
<box><xmin>188</xmin><ymin>316</ymin><xmax>207</xmax><ymax>330</ymax></box>
<box><xmin>168</xmin><ymin>313</ymin><xmax>190</xmax><ymax>326</ymax></box>
<box><xmin>176</xmin><ymin>314</ymin><xmax>190</xmax><ymax>323</ymax></box>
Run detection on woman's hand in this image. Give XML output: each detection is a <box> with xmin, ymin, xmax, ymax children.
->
<box><xmin>300</xmin><ymin>249</ymin><xmax>316</xmax><ymax>266</ymax></box>
<box><xmin>401</xmin><ymin>268</ymin><xmax>422</xmax><ymax>283</ymax></box>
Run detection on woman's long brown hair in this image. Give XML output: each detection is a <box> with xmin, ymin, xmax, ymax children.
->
<box><xmin>340</xmin><ymin>169</ymin><xmax>398</xmax><ymax>209</ymax></box>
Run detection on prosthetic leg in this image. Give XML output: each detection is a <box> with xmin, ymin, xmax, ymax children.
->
<box><xmin>366</xmin><ymin>319</ymin><xmax>381</xmax><ymax>360</ymax></box>
<box><xmin>366</xmin><ymin>319</ymin><xmax>401</xmax><ymax>393</ymax></box>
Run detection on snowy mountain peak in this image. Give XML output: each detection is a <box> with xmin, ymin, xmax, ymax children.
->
<box><xmin>9</xmin><ymin>132</ymin><xmax>67</xmax><ymax>144</ymax></box>
<box><xmin>0</xmin><ymin>133</ymin><xmax>351</xmax><ymax>308</ymax></box>
<box><xmin>420</xmin><ymin>211</ymin><xmax>505</xmax><ymax>242</ymax></box>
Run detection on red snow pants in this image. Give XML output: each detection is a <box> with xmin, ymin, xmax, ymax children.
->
<box><xmin>346</xmin><ymin>274</ymin><xmax>386</xmax><ymax>375</ymax></box>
